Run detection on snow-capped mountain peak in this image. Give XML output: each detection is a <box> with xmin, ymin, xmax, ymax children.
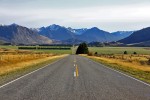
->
<box><xmin>67</xmin><ymin>27</ymin><xmax>87</xmax><ymax>35</ymax></box>
<box><xmin>47</xmin><ymin>24</ymin><xmax>61</xmax><ymax>31</ymax></box>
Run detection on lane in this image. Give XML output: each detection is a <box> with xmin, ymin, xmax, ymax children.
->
<box><xmin>0</xmin><ymin>55</ymin><xmax>150</xmax><ymax>100</ymax></box>
<box><xmin>76</xmin><ymin>55</ymin><xmax>150</xmax><ymax>100</ymax></box>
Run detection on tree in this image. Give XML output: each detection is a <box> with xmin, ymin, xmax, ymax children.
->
<box><xmin>124</xmin><ymin>51</ymin><xmax>127</xmax><ymax>54</ymax></box>
<box><xmin>76</xmin><ymin>43</ymin><xmax>89</xmax><ymax>54</ymax></box>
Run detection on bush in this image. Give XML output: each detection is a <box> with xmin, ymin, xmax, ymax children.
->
<box><xmin>133</xmin><ymin>52</ymin><xmax>137</xmax><ymax>54</ymax></box>
<box><xmin>124</xmin><ymin>51</ymin><xmax>127</xmax><ymax>54</ymax></box>
<box><xmin>76</xmin><ymin>43</ymin><xmax>89</xmax><ymax>54</ymax></box>
<box><xmin>148</xmin><ymin>58</ymin><xmax>150</xmax><ymax>65</ymax></box>
<box><xmin>95</xmin><ymin>52</ymin><xmax>98</xmax><ymax>55</ymax></box>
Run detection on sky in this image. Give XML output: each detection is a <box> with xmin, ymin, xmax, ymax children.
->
<box><xmin>0</xmin><ymin>0</ymin><xmax>150</xmax><ymax>32</ymax></box>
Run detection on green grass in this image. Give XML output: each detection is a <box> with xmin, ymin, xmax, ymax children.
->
<box><xmin>34</xmin><ymin>49</ymin><xmax>72</xmax><ymax>54</ymax></box>
<box><xmin>1</xmin><ymin>45</ymin><xmax>150</xmax><ymax>55</ymax></box>
<box><xmin>0</xmin><ymin>45</ymin><xmax>18</xmax><ymax>49</ymax></box>
<box><xmin>89</xmin><ymin>47</ymin><xmax>150</xmax><ymax>55</ymax></box>
<box><xmin>0</xmin><ymin>45</ymin><xmax>72</xmax><ymax>54</ymax></box>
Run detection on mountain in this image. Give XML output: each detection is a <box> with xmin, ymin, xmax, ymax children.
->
<box><xmin>39</xmin><ymin>24</ymin><xmax>75</xmax><ymax>41</ymax></box>
<box><xmin>67</xmin><ymin>27</ymin><xmax>87</xmax><ymax>35</ymax></box>
<box><xmin>39</xmin><ymin>25</ymin><xmax>134</xmax><ymax>43</ymax></box>
<box><xmin>0</xmin><ymin>23</ymin><xmax>138</xmax><ymax>45</ymax></box>
<box><xmin>111</xmin><ymin>31</ymin><xmax>133</xmax><ymax>40</ymax></box>
<box><xmin>118</xmin><ymin>27</ymin><xmax>150</xmax><ymax>44</ymax></box>
<box><xmin>0</xmin><ymin>24</ymin><xmax>52</xmax><ymax>44</ymax></box>
<box><xmin>62</xmin><ymin>38</ymin><xmax>86</xmax><ymax>44</ymax></box>
<box><xmin>77</xmin><ymin>27</ymin><xmax>116</xmax><ymax>42</ymax></box>
<box><xmin>127</xmin><ymin>41</ymin><xmax>150</xmax><ymax>47</ymax></box>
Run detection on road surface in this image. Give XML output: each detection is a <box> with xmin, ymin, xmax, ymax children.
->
<box><xmin>0</xmin><ymin>55</ymin><xmax>150</xmax><ymax>100</ymax></box>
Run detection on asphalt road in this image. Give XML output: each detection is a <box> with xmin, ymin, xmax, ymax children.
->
<box><xmin>0</xmin><ymin>55</ymin><xmax>150</xmax><ymax>100</ymax></box>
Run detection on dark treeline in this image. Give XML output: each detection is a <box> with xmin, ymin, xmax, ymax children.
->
<box><xmin>39</xmin><ymin>44</ymin><xmax>72</xmax><ymax>47</ymax></box>
<box><xmin>18</xmin><ymin>46</ymin><xmax>71</xmax><ymax>50</ymax></box>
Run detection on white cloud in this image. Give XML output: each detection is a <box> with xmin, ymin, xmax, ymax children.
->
<box><xmin>0</xmin><ymin>3</ymin><xmax>150</xmax><ymax>31</ymax></box>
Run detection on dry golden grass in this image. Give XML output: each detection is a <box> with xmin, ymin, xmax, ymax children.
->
<box><xmin>89</xmin><ymin>56</ymin><xmax>150</xmax><ymax>71</ymax></box>
<box><xmin>85</xmin><ymin>54</ymin><xmax>150</xmax><ymax>71</ymax></box>
<box><xmin>0</xmin><ymin>49</ymin><xmax>68</xmax><ymax>76</ymax></box>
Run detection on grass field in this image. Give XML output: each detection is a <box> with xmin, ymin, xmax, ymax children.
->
<box><xmin>0</xmin><ymin>45</ymin><xmax>18</xmax><ymax>49</ymax></box>
<box><xmin>34</xmin><ymin>49</ymin><xmax>72</xmax><ymax>54</ymax></box>
<box><xmin>0</xmin><ymin>45</ymin><xmax>150</xmax><ymax>55</ymax></box>
<box><xmin>0</xmin><ymin>45</ymin><xmax>72</xmax><ymax>54</ymax></box>
<box><xmin>89</xmin><ymin>47</ymin><xmax>150</xmax><ymax>55</ymax></box>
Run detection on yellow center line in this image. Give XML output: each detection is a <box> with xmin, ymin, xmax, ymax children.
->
<box><xmin>73</xmin><ymin>56</ymin><xmax>78</xmax><ymax>77</ymax></box>
<box><xmin>76</xmin><ymin>65</ymin><xmax>79</xmax><ymax>77</ymax></box>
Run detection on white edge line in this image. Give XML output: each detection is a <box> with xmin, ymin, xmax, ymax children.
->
<box><xmin>0</xmin><ymin>56</ymin><xmax>66</xmax><ymax>89</ymax></box>
<box><xmin>89</xmin><ymin>57</ymin><xmax>150</xmax><ymax>87</ymax></box>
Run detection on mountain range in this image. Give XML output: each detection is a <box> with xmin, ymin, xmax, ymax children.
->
<box><xmin>1</xmin><ymin>23</ymin><xmax>149</xmax><ymax>45</ymax></box>
<box><xmin>37</xmin><ymin>24</ymin><xmax>133</xmax><ymax>43</ymax></box>
<box><xmin>0</xmin><ymin>24</ymin><xmax>52</xmax><ymax>44</ymax></box>
<box><xmin>118</xmin><ymin>27</ymin><xmax>150</xmax><ymax>44</ymax></box>
<box><xmin>38</xmin><ymin>24</ymin><xmax>75</xmax><ymax>41</ymax></box>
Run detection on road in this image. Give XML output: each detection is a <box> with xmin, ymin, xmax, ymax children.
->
<box><xmin>0</xmin><ymin>55</ymin><xmax>150</xmax><ymax>100</ymax></box>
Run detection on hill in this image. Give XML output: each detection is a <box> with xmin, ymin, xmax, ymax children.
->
<box><xmin>119</xmin><ymin>27</ymin><xmax>150</xmax><ymax>44</ymax></box>
<box><xmin>77</xmin><ymin>27</ymin><xmax>116</xmax><ymax>42</ymax></box>
<box><xmin>39</xmin><ymin>24</ymin><xmax>75</xmax><ymax>41</ymax></box>
<box><xmin>0</xmin><ymin>24</ymin><xmax>52</xmax><ymax>45</ymax></box>
<box><xmin>111</xmin><ymin>31</ymin><xmax>133</xmax><ymax>40</ymax></box>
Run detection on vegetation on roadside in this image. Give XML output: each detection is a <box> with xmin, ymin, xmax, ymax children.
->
<box><xmin>76</xmin><ymin>43</ymin><xmax>89</xmax><ymax>54</ymax></box>
<box><xmin>88</xmin><ymin>47</ymin><xmax>150</xmax><ymax>55</ymax></box>
<box><xmin>84</xmin><ymin>54</ymin><xmax>150</xmax><ymax>83</ymax></box>
<box><xmin>18</xmin><ymin>46</ymin><xmax>71</xmax><ymax>50</ymax></box>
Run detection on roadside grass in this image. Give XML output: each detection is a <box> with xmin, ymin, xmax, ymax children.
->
<box><xmin>0</xmin><ymin>48</ymin><xmax>68</xmax><ymax>85</ymax></box>
<box><xmin>89</xmin><ymin>47</ymin><xmax>150</xmax><ymax>55</ymax></box>
<box><xmin>84</xmin><ymin>55</ymin><xmax>150</xmax><ymax>83</ymax></box>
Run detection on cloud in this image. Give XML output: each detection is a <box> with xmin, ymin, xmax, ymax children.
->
<box><xmin>0</xmin><ymin>2</ymin><xmax>150</xmax><ymax>31</ymax></box>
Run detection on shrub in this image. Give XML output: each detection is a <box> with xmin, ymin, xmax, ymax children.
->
<box><xmin>95</xmin><ymin>52</ymin><xmax>98</xmax><ymax>55</ymax></box>
<box><xmin>148</xmin><ymin>58</ymin><xmax>150</xmax><ymax>65</ymax></box>
<box><xmin>133</xmin><ymin>52</ymin><xmax>137</xmax><ymax>54</ymax></box>
<box><xmin>140</xmin><ymin>61</ymin><xmax>146</xmax><ymax>65</ymax></box>
<box><xmin>124</xmin><ymin>51</ymin><xmax>127</xmax><ymax>54</ymax></box>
